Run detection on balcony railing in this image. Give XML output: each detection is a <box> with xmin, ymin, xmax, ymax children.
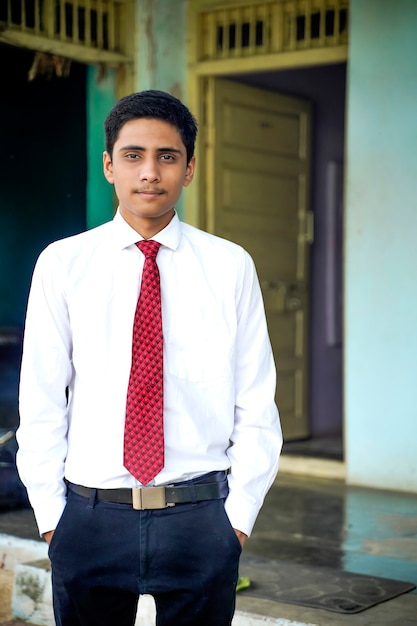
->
<box><xmin>0</xmin><ymin>0</ymin><xmax>132</xmax><ymax>65</ymax></box>
<box><xmin>199</xmin><ymin>0</ymin><xmax>349</xmax><ymax>61</ymax></box>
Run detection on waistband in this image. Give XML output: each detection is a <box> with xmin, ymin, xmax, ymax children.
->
<box><xmin>66</xmin><ymin>471</ymin><xmax>229</xmax><ymax>510</ymax></box>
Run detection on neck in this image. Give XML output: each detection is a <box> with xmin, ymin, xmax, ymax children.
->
<box><xmin>119</xmin><ymin>208</ymin><xmax>175</xmax><ymax>239</ymax></box>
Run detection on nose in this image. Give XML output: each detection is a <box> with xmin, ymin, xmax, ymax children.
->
<box><xmin>139</xmin><ymin>156</ymin><xmax>160</xmax><ymax>182</ymax></box>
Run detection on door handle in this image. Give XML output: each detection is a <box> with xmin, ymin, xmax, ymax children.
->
<box><xmin>261</xmin><ymin>281</ymin><xmax>304</xmax><ymax>312</ymax></box>
<box><xmin>286</xmin><ymin>296</ymin><xmax>302</xmax><ymax>311</ymax></box>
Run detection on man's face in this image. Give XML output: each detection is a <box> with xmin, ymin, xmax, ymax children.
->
<box><xmin>103</xmin><ymin>118</ymin><xmax>195</xmax><ymax>236</ymax></box>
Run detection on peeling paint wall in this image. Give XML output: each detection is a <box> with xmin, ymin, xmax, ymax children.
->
<box><xmin>135</xmin><ymin>0</ymin><xmax>188</xmax><ymax>218</ymax></box>
<box><xmin>344</xmin><ymin>0</ymin><xmax>417</xmax><ymax>491</ymax></box>
<box><xmin>136</xmin><ymin>0</ymin><xmax>187</xmax><ymax>97</ymax></box>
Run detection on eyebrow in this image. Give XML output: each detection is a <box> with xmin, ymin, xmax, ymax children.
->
<box><xmin>118</xmin><ymin>145</ymin><xmax>183</xmax><ymax>155</ymax></box>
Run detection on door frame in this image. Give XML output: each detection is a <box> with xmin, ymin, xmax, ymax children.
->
<box><xmin>185</xmin><ymin>0</ymin><xmax>348</xmax><ymax>227</ymax></box>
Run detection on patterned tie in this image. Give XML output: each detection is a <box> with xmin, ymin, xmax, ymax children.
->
<box><xmin>124</xmin><ymin>240</ymin><xmax>164</xmax><ymax>485</ymax></box>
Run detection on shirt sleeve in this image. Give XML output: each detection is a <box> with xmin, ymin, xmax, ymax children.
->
<box><xmin>16</xmin><ymin>246</ymin><xmax>72</xmax><ymax>536</ymax></box>
<box><xmin>224</xmin><ymin>249</ymin><xmax>282</xmax><ymax>536</ymax></box>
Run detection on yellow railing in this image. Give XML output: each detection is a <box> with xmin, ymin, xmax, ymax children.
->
<box><xmin>0</xmin><ymin>0</ymin><xmax>132</xmax><ymax>64</ymax></box>
<box><xmin>199</xmin><ymin>0</ymin><xmax>349</xmax><ymax>61</ymax></box>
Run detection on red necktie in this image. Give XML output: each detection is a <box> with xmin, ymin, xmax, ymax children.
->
<box><xmin>124</xmin><ymin>240</ymin><xmax>164</xmax><ymax>485</ymax></box>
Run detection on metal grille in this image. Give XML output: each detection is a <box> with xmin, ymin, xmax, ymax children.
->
<box><xmin>200</xmin><ymin>0</ymin><xmax>349</xmax><ymax>61</ymax></box>
<box><xmin>0</xmin><ymin>0</ymin><xmax>131</xmax><ymax>64</ymax></box>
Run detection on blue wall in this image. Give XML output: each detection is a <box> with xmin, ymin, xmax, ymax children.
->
<box><xmin>345</xmin><ymin>0</ymin><xmax>417</xmax><ymax>491</ymax></box>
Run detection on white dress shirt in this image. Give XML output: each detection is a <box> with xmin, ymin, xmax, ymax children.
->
<box><xmin>17</xmin><ymin>211</ymin><xmax>282</xmax><ymax>536</ymax></box>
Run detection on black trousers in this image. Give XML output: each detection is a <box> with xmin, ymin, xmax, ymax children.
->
<box><xmin>48</xmin><ymin>477</ymin><xmax>242</xmax><ymax>625</ymax></box>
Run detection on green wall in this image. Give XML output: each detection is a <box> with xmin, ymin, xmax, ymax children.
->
<box><xmin>86</xmin><ymin>66</ymin><xmax>117</xmax><ymax>229</ymax></box>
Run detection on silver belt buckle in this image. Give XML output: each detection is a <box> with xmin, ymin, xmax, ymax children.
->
<box><xmin>132</xmin><ymin>486</ymin><xmax>175</xmax><ymax>510</ymax></box>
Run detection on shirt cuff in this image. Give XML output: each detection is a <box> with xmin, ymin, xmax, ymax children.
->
<box><xmin>31</xmin><ymin>494</ymin><xmax>67</xmax><ymax>538</ymax></box>
<box><xmin>223</xmin><ymin>489</ymin><xmax>260</xmax><ymax>537</ymax></box>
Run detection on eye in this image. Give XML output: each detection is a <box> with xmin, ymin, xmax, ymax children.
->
<box><xmin>160</xmin><ymin>154</ymin><xmax>175</xmax><ymax>161</ymax></box>
<box><xmin>125</xmin><ymin>153</ymin><xmax>140</xmax><ymax>159</ymax></box>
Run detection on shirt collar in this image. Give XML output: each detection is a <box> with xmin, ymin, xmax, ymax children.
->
<box><xmin>112</xmin><ymin>209</ymin><xmax>181</xmax><ymax>251</ymax></box>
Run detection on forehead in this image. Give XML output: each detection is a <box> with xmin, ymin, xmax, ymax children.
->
<box><xmin>115</xmin><ymin>118</ymin><xmax>185</xmax><ymax>150</ymax></box>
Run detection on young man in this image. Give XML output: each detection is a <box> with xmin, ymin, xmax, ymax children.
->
<box><xmin>17</xmin><ymin>90</ymin><xmax>282</xmax><ymax>626</ymax></box>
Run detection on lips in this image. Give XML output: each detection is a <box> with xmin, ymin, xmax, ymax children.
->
<box><xmin>137</xmin><ymin>189</ymin><xmax>163</xmax><ymax>195</ymax></box>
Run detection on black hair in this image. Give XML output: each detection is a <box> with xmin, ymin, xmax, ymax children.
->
<box><xmin>104</xmin><ymin>90</ymin><xmax>198</xmax><ymax>164</ymax></box>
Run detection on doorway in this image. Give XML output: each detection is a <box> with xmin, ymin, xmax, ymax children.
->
<box><xmin>206</xmin><ymin>77</ymin><xmax>313</xmax><ymax>440</ymax></box>
<box><xmin>210</xmin><ymin>63</ymin><xmax>346</xmax><ymax>457</ymax></box>
<box><xmin>0</xmin><ymin>43</ymin><xmax>87</xmax><ymax>435</ymax></box>
<box><xmin>0</xmin><ymin>43</ymin><xmax>87</xmax><ymax>329</ymax></box>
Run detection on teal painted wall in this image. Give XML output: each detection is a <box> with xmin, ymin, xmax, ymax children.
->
<box><xmin>345</xmin><ymin>1</ymin><xmax>417</xmax><ymax>491</ymax></box>
<box><xmin>86</xmin><ymin>66</ymin><xmax>117</xmax><ymax>229</ymax></box>
<box><xmin>135</xmin><ymin>0</ymin><xmax>188</xmax><ymax>219</ymax></box>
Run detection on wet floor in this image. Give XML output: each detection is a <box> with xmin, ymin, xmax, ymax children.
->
<box><xmin>247</xmin><ymin>472</ymin><xmax>417</xmax><ymax>592</ymax></box>
<box><xmin>1</xmin><ymin>470</ymin><xmax>417</xmax><ymax>596</ymax></box>
<box><xmin>1</xmin><ymin>329</ymin><xmax>417</xmax><ymax>597</ymax></box>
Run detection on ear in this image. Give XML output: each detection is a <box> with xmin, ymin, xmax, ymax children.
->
<box><xmin>183</xmin><ymin>155</ymin><xmax>196</xmax><ymax>188</ymax></box>
<box><xmin>103</xmin><ymin>151</ymin><xmax>114</xmax><ymax>184</ymax></box>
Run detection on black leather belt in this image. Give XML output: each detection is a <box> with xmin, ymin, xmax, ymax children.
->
<box><xmin>66</xmin><ymin>471</ymin><xmax>229</xmax><ymax>510</ymax></box>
